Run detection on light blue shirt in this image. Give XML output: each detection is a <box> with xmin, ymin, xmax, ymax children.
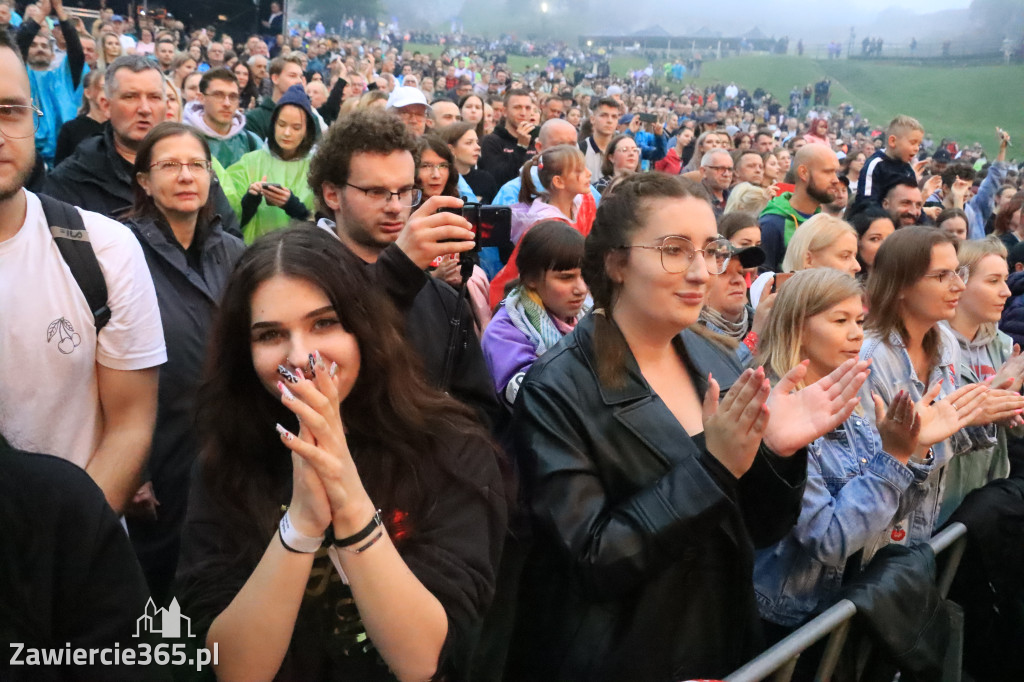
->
<box><xmin>492</xmin><ymin>166</ymin><xmax>602</xmax><ymax>207</ymax></box>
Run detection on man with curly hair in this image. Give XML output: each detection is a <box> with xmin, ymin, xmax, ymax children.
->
<box><xmin>308</xmin><ymin>109</ymin><xmax>499</xmax><ymax>424</ymax></box>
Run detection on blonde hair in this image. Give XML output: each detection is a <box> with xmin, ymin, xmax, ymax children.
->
<box><xmin>755</xmin><ymin>268</ymin><xmax>863</xmax><ymax>384</ymax></box>
<box><xmin>781</xmin><ymin>213</ymin><xmax>857</xmax><ymax>273</ymax></box>
<box><xmin>724</xmin><ymin>181</ymin><xmax>772</xmax><ymax>215</ymax></box>
<box><xmin>887</xmin><ymin>114</ymin><xmax>924</xmax><ymax>139</ymax></box>
<box><xmin>957</xmin><ymin>236</ymin><xmax>1009</xmax><ymax>340</ymax></box>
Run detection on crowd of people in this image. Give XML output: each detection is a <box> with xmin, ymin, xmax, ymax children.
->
<box><xmin>3</xmin><ymin>1</ymin><xmax>1024</xmax><ymax>680</ymax></box>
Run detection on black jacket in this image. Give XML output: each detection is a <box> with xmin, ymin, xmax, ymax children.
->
<box><xmin>0</xmin><ymin>448</ymin><xmax>164</xmax><ymax>681</ymax></box>
<box><xmin>122</xmin><ymin>214</ymin><xmax>245</xmax><ymax>603</ymax></box>
<box><xmin>479</xmin><ymin>125</ymin><xmax>530</xmax><ymax>188</ymax></box>
<box><xmin>43</xmin><ymin>124</ymin><xmax>241</xmax><ymax>236</ymax></box>
<box><xmin>506</xmin><ymin>314</ymin><xmax>807</xmax><ymax>681</ymax></box>
<box><xmin>365</xmin><ymin>243</ymin><xmax>501</xmax><ymax>428</ymax></box>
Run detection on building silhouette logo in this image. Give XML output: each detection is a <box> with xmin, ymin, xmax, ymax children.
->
<box><xmin>133</xmin><ymin>597</ymin><xmax>194</xmax><ymax>638</ymax></box>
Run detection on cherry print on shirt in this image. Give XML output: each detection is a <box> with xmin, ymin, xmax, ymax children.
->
<box><xmin>47</xmin><ymin>317</ymin><xmax>82</xmax><ymax>354</ymax></box>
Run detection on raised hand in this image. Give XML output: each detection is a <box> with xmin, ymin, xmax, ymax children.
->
<box><xmin>762</xmin><ymin>358</ymin><xmax>870</xmax><ymax>457</ymax></box>
<box><xmin>398</xmin><ymin>195</ymin><xmax>475</xmax><ymax>269</ymax></box>
<box><xmin>992</xmin><ymin>344</ymin><xmax>1024</xmax><ymax>393</ymax></box>
<box><xmin>916</xmin><ymin>380</ymin><xmax>987</xmax><ymax>447</ymax></box>
<box><xmin>275</xmin><ymin>352</ymin><xmax>376</xmax><ymax>537</ymax></box>
<box><xmin>703</xmin><ymin>367</ymin><xmax>771</xmax><ymax>478</ymax></box>
<box><xmin>873</xmin><ymin>390</ymin><xmax>920</xmax><ymax>465</ymax></box>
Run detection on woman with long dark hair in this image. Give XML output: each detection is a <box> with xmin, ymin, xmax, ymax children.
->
<box><xmin>176</xmin><ymin>227</ymin><xmax>506</xmax><ymax>680</ymax></box>
<box><xmin>506</xmin><ymin>173</ymin><xmax>869</xmax><ymax>680</ymax></box>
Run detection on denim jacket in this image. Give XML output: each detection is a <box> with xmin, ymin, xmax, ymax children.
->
<box><xmin>753</xmin><ymin>389</ymin><xmax>926</xmax><ymax>627</ymax></box>
<box><xmin>859</xmin><ymin>327</ymin><xmax>972</xmax><ymax>548</ymax></box>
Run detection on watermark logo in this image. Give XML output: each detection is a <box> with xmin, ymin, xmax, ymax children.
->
<box><xmin>10</xmin><ymin>597</ymin><xmax>217</xmax><ymax>672</ymax></box>
<box><xmin>134</xmin><ymin>597</ymin><xmax>195</xmax><ymax>639</ymax></box>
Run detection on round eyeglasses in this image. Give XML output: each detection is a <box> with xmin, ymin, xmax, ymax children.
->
<box><xmin>619</xmin><ymin>236</ymin><xmax>733</xmax><ymax>275</ymax></box>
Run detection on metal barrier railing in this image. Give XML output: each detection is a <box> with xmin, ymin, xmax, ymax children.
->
<box><xmin>724</xmin><ymin>522</ymin><xmax>968</xmax><ymax>682</ymax></box>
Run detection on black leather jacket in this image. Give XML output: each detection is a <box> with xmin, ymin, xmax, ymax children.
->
<box><xmin>506</xmin><ymin>314</ymin><xmax>807</xmax><ymax>681</ymax></box>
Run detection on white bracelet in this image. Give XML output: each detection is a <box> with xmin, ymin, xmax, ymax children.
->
<box><xmin>278</xmin><ymin>510</ymin><xmax>325</xmax><ymax>554</ymax></box>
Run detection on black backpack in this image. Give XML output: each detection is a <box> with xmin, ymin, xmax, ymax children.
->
<box><xmin>38</xmin><ymin>194</ymin><xmax>111</xmax><ymax>332</ymax></box>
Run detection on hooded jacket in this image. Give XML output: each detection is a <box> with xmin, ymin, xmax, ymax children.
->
<box><xmin>758</xmin><ymin>192</ymin><xmax>820</xmax><ymax>272</ymax></box>
<box><xmin>182</xmin><ymin>101</ymin><xmax>264</xmax><ymax>169</ymax></box>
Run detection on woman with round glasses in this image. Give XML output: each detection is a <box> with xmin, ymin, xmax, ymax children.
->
<box><xmin>125</xmin><ymin>122</ymin><xmax>246</xmax><ymax>599</ymax></box>
<box><xmin>506</xmin><ymin>174</ymin><xmax>869</xmax><ymax>681</ymax></box>
<box><xmin>223</xmin><ymin>85</ymin><xmax>319</xmax><ymax>243</ymax></box>
<box><xmin>860</xmin><ymin>226</ymin><xmax>1020</xmax><ymax>543</ymax></box>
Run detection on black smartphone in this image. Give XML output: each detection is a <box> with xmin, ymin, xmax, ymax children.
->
<box><xmin>638</xmin><ymin>112</ymin><xmax>657</xmax><ymax>124</ymax></box>
<box><xmin>262</xmin><ymin>182</ymin><xmax>283</xmax><ymax>189</ymax></box>
<box><xmin>438</xmin><ymin>204</ymin><xmax>512</xmax><ymax>256</ymax></box>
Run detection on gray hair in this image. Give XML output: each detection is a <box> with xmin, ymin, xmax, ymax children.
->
<box><xmin>247</xmin><ymin>54</ymin><xmax>267</xmax><ymax>67</ymax></box>
<box><xmin>701</xmin><ymin>149</ymin><xmax>731</xmax><ymax>168</ymax></box>
<box><xmin>105</xmin><ymin>55</ymin><xmax>164</xmax><ymax>97</ymax></box>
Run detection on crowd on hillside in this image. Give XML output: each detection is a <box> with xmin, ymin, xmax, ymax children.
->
<box><xmin>3</xmin><ymin>1</ymin><xmax>1024</xmax><ymax>681</ymax></box>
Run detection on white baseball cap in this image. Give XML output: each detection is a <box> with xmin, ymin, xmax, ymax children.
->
<box><xmin>386</xmin><ymin>86</ymin><xmax>430</xmax><ymax>111</ymax></box>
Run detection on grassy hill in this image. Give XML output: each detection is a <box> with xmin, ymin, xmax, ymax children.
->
<box><xmin>404</xmin><ymin>46</ymin><xmax>1021</xmax><ymax>157</ymax></box>
<box><xmin>694</xmin><ymin>56</ymin><xmax>1022</xmax><ymax>157</ymax></box>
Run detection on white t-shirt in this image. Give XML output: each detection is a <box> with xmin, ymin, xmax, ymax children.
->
<box><xmin>119</xmin><ymin>34</ymin><xmax>137</xmax><ymax>53</ymax></box>
<box><xmin>0</xmin><ymin>190</ymin><xmax>166</xmax><ymax>467</ymax></box>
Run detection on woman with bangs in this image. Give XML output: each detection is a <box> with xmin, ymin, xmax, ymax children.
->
<box><xmin>481</xmin><ymin>221</ymin><xmax>590</xmax><ymax>410</ymax></box>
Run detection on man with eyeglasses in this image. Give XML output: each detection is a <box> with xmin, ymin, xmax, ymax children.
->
<box><xmin>0</xmin><ymin>31</ymin><xmax>166</xmax><ymax>517</ymax></box>
<box><xmin>386</xmin><ymin>85</ymin><xmax>431</xmax><ymax>137</ymax></box>
<box><xmin>183</xmin><ymin>68</ymin><xmax>264</xmax><ymax>168</ymax></box>
<box><xmin>308</xmin><ymin>109</ymin><xmax>499</xmax><ymax>425</ymax></box>
<box><xmin>45</xmin><ymin>55</ymin><xmax>240</xmax><ymax>234</ymax></box>
<box><xmin>699</xmin><ymin>149</ymin><xmax>734</xmax><ymax>218</ymax></box>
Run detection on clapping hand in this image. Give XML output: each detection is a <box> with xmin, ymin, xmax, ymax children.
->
<box><xmin>703</xmin><ymin>367</ymin><xmax>771</xmax><ymax>478</ymax></box>
<box><xmin>275</xmin><ymin>352</ymin><xmax>376</xmax><ymax>538</ymax></box>
<box><xmin>873</xmin><ymin>390</ymin><xmax>920</xmax><ymax>465</ymax></box>
<box><xmin>916</xmin><ymin>380</ymin><xmax>987</xmax><ymax>447</ymax></box>
<box><xmin>762</xmin><ymin>358</ymin><xmax>870</xmax><ymax>457</ymax></box>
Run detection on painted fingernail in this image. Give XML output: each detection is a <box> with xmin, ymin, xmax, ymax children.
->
<box><xmin>307</xmin><ymin>353</ymin><xmax>317</xmax><ymax>379</ymax></box>
<box><xmin>277</xmin><ymin>365</ymin><xmax>299</xmax><ymax>383</ymax></box>
<box><xmin>277</xmin><ymin>381</ymin><xmax>296</xmax><ymax>401</ymax></box>
<box><xmin>295</xmin><ymin>367</ymin><xmax>305</xmax><ymax>380</ymax></box>
<box><xmin>314</xmin><ymin>350</ymin><xmax>326</xmax><ymax>371</ymax></box>
<box><xmin>329</xmin><ymin>361</ymin><xmax>338</xmax><ymax>378</ymax></box>
<box><xmin>275</xmin><ymin>423</ymin><xmax>294</xmax><ymax>441</ymax></box>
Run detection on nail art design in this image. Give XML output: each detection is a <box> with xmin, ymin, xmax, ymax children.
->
<box><xmin>277</xmin><ymin>365</ymin><xmax>299</xmax><ymax>384</ymax></box>
<box><xmin>276</xmin><ymin>423</ymin><xmax>294</xmax><ymax>441</ymax></box>
<box><xmin>314</xmin><ymin>350</ymin><xmax>326</xmax><ymax>372</ymax></box>
<box><xmin>307</xmin><ymin>353</ymin><xmax>317</xmax><ymax>379</ymax></box>
<box><xmin>277</xmin><ymin>381</ymin><xmax>295</xmax><ymax>401</ymax></box>
<box><xmin>329</xmin><ymin>362</ymin><xmax>338</xmax><ymax>378</ymax></box>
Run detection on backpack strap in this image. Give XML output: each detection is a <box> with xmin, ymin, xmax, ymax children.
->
<box><xmin>38</xmin><ymin>194</ymin><xmax>111</xmax><ymax>332</ymax></box>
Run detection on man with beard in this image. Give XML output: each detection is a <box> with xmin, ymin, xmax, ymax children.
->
<box><xmin>758</xmin><ymin>144</ymin><xmax>841</xmax><ymax>271</ymax></box>
<box><xmin>882</xmin><ymin>180</ymin><xmax>927</xmax><ymax>227</ymax></box>
<box><xmin>0</xmin><ymin>32</ymin><xmax>165</xmax><ymax>516</ymax></box>
<box><xmin>15</xmin><ymin>0</ymin><xmax>84</xmax><ymax>166</ymax></box>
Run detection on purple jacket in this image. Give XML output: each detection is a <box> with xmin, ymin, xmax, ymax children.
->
<box><xmin>481</xmin><ymin>307</ymin><xmax>540</xmax><ymax>409</ymax></box>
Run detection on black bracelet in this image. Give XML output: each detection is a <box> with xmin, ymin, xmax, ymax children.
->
<box><xmin>332</xmin><ymin>509</ymin><xmax>383</xmax><ymax>547</ymax></box>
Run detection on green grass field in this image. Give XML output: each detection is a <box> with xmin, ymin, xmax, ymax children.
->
<box><xmin>405</xmin><ymin>45</ymin><xmax>1021</xmax><ymax>157</ymax></box>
